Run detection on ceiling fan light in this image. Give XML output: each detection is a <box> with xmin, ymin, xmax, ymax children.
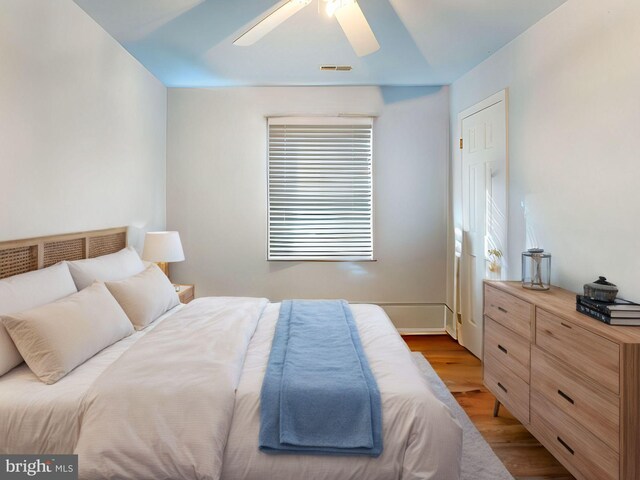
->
<box><xmin>325</xmin><ymin>0</ymin><xmax>355</xmax><ymax>17</ymax></box>
<box><xmin>326</xmin><ymin>1</ymin><xmax>339</xmax><ymax>17</ymax></box>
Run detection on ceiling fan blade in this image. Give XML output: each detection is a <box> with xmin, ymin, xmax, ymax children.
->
<box><xmin>334</xmin><ymin>1</ymin><xmax>380</xmax><ymax>57</ymax></box>
<box><xmin>234</xmin><ymin>0</ymin><xmax>311</xmax><ymax>46</ymax></box>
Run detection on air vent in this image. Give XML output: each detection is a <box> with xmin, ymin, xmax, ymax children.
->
<box><xmin>320</xmin><ymin>65</ymin><xmax>352</xmax><ymax>71</ymax></box>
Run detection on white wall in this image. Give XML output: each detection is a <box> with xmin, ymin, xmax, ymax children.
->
<box><xmin>449</xmin><ymin>0</ymin><xmax>640</xmax><ymax>301</ymax></box>
<box><xmin>167</xmin><ymin>86</ymin><xmax>450</xmax><ymax>330</ymax></box>
<box><xmin>0</xmin><ymin>0</ymin><xmax>167</xmax><ymax>250</ymax></box>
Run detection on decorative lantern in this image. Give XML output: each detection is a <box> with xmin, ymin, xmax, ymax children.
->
<box><xmin>522</xmin><ymin>248</ymin><xmax>551</xmax><ymax>290</ymax></box>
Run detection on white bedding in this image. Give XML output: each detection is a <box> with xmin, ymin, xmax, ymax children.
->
<box><xmin>75</xmin><ymin>296</ymin><xmax>268</xmax><ymax>480</ymax></box>
<box><xmin>0</xmin><ymin>298</ymin><xmax>462</xmax><ymax>480</ymax></box>
<box><xmin>0</xmin><ymin>303</ymin><xmax>184</xmax><ymax>454</ymax></box>
<box><xmin>222</xmin><ymin>303</ymin><xmax>462</xmax><ymax>480</ymax></box>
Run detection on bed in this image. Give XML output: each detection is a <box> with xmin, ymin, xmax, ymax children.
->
<box><xmin>0</xmin><ymin>228</ymin><xmax>462</xmax><ymax>480</ymax></box>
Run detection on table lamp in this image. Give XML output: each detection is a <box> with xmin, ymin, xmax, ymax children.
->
<box><xmin>142</xmin><ymin>231</ymin><xmax>185</xmax><ymax>280</ymax></box>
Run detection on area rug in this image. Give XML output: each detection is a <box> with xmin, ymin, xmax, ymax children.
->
<box><xmin>412</xmin><ymin>352</ymin><xmax>514</xmax><ymax>480</ymax></box>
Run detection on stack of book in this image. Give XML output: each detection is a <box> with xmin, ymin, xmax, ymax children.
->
<box><xmin>576</xmin><ymin>295</ymin><xmax>640</xmax><ymax>326</ymax></box>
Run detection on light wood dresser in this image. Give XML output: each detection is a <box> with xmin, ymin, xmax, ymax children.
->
<box><xmin>483</xmin><ymin>281</ymin><xmax>640</xmax><ymax>480</ymax></box>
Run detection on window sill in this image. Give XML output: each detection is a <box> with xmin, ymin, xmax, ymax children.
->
<box><xmin>267</xmin><ymin>258</ymin><xmax>377</xmax><ymax>262</ymax></box>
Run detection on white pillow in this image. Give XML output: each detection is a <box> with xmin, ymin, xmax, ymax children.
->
<box><xmin>67</xmin><ymin>246</ymin><xmax>145</xmax><ymax>290</ymax></box>
<box><xmin>2</xmin><ymin>282</ymin><xmax>134</xmax><ymax>384</ymax></box>
<box><xmin>105</xmin><ymin>264</ymin><xmax>180</xmax><ymax>330</ymax></box>
<box><xmin>0</xmin><ymin>262</ymin><xmax>77</xmax><ymax>376</ymax></box>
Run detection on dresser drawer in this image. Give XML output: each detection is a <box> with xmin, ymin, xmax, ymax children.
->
<box><xmin>531</xmin><ymin>391</ymin><xmax>619</xmax><ymax>480</ymax></box>
<box><xmin>531</xmin><ymin>347</ymin><xmax>619</xmax><ymax>452</ymax></box>
<box><xmin>484</xmin><ymin>351</ymin><xmax>530</xmax><ymax>424</ymax></box>
<box><xmin>485</xmin><ymin>316</ymin><xmax>530</xmax><ymax>383</ymax></box>
<box><xmin>536</xmin><ymin>309</ymin><xmax>620</xmax><ymax>394</ymax></box>
<box><xmin>484</xmin><ymin>285</ymin><xmax>532</xmax><ymax>340</ymax></box>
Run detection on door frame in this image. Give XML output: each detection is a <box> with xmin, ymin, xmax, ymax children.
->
<box><xmin>450</xmin><ymin>89</ymin><xmax>509</xmax><ymax>348</ymax></box>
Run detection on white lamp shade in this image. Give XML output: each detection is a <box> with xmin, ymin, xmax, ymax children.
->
<box><xmin>142</xmin><ymin>231</ymin><xmax>185</xmax><ymax>263</ymax></box>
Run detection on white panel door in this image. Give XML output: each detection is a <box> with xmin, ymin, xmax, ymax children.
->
<box><xmin>459</xmin><ymin>93</ymin><xmax>507</xmax><ymax>359</ymax></box>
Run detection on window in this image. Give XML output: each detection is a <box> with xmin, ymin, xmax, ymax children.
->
<box><xmin>267</xmin><ymin>117</ymin><xmax>374</xmax><ymax>261</ymax></box>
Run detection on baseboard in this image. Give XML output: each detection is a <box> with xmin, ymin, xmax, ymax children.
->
<box><xmin>396</xmin><ymin>327</ymin><xmax>448</xmax><ymax>335</ymax></box>
<box><xmin>373</xmin><ymin>303</ymin><xmax>446</xmax><ymax>333</ymax></box>
<box><xmin>444</xmin><ymin>306</ymin><xmax>457</xmax><ymax>339</ymax></box>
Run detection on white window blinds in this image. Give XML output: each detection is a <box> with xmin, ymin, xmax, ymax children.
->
<box><xmin>268</xmin><ymin>117</ymin><xmax>374</xmax><ymax>261</ymax></box>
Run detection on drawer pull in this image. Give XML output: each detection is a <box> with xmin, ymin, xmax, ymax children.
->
<box><xmin>497</xmin><ymin>344</ymin><xmax>508</xmax><ymax>354</ymax></box>
<box><xmin>557</xmin><ymin>436</ymin><xmax>575</xmax><ymax>455</ymax></box>
<box><xmin>557</xmin><ymin>389</ymin><xmax>575</xmax><ymax>405</ymax></box>
<box><xmin>560</xmin><ymin>322</ymin><xmax>573</xmax><ymax>329</ymax></box>
<box><xmin>497</xmin><ymin>306</ymin><xmax>508</xmax><ymax>313</ymax></box>
<box><xmin>497</xmin><ymin>382</ymin><xmax>508</xmax><ymax>393</ymax></box>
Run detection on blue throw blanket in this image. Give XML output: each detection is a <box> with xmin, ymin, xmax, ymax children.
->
<box><xmin>259</xmin><ymin>300</ymin><xmax>382</xmax><ymax>457</ymax></box>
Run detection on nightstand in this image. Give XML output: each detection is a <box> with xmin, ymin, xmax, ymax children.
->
<box><xmin>175</xmin><ymin>284</ymin><xmax>195</xmax><ymax>304</ymax></box>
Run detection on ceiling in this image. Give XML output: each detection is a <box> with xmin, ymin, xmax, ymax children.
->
<box><xmin>73</xmin><ymin>0</ymin><xmax>566</xmax><ymax>87</ymax></box>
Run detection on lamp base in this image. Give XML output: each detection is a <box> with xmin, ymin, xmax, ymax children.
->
<box><xmin>157</xmin><ymin>262</ymin><xmax>170</xmax><ymax>280</ymax></box>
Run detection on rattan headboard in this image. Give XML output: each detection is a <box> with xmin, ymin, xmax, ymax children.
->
<box><xmin>0</xmin><ymin>227</ymin><xmax>127</xmax><ymax>279</ymax></box>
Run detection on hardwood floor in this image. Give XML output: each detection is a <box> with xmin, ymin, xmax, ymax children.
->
<box><xmin>403</xmin><ymin>334</ymin><xmax>575</xmax><ymax>480</ymax></box>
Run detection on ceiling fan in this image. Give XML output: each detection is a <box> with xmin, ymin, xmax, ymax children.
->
<box><xmin>234</xmin><ymin>0</ymin><xmax>380</xmax><ymax>57</ymax></box>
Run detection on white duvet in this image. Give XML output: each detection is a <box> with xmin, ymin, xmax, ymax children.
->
<box><xmin>0</xmin><ymin>304</ymin><xmax>187</xmax><ymax>455</ymax></box>
<box><xmin>222</xmin><ymin>303</ymin><xmax>462</xmax><ymax>480</ymax></box>
<box><xmin>0</xmin><ymin>297</ymin><xmax>462</xmax><ymax>480</ymax></box>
